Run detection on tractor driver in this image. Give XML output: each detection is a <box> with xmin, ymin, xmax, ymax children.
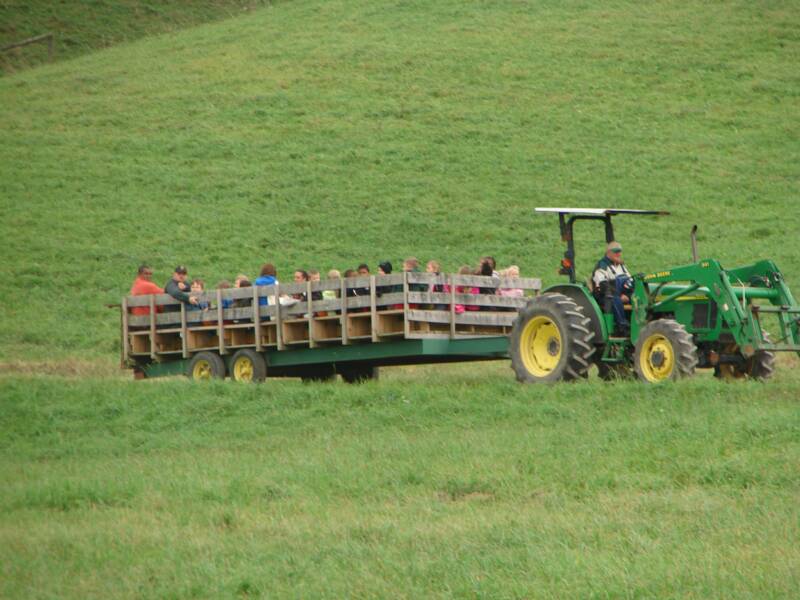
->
<box><xmin>592</xmin><ymin>241</ymin><xmax>634</xmax><ymax>334</ymax></box>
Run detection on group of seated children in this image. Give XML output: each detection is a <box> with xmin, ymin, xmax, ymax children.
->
<box><xmin>129</xmin><ymin>256</ymin><xmax>524</xmax><ymax>317</ymax></box>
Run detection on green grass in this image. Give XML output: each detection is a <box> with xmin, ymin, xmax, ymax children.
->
<box><xmin>1</xmin><ymin>2</ymin><xmax>799</xmax><ymax>596</ymax></box>
<box><xmin>1</xmin><ymin>0</ymin><xmax>799</xmax><ymax>362</ymax></box>
<box><xmin>0</xmin><ymin>1</ymin><xmax>271</xmax><ymax>74</ymax></box>
<box><xmin>1</xmin><ymin>367</ymin><xmax>799</xmax><ymax>598</ymax></box>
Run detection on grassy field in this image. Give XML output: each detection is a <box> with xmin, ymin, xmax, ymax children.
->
<box><xmin>1</xmin><ymin>0</ymin><xmax>799</xmax><ymax>597</ymax></box>
<box><xmin>1</xmin><ymin>0</ymin><xmax>799</xmax><ymax>363</ymax></box>
<box><xmin>0</xmin><ymin>1</ymin><xmax>271</xmax><ymax>74</ymax></box>
<box><xmin>1</xmin><ymin>366</ymin><xmax>799</xmax><ymax>598</ymax></box>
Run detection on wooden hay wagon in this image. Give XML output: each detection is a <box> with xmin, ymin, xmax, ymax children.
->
<box><xmin>121</xmin><ymin>273</ymin><xmax>541</xmax><ymax>382</ymax></box>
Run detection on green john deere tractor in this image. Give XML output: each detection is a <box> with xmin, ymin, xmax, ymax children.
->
<box><xmin>509</xmin><ymin>208</ymin><xmax>800</xmax><ymax>383</ymax></box>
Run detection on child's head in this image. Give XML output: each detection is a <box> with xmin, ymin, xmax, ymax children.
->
<box><xmin>343</xmin><ymin>269</ymin><xmax>357</xmax><ymax>278</ymax></box>
<box><xmin>190</xmin><ymin>279</ymin><xmax>205</xmax><ymax>292</ymax></box>
<box><xmin>458</xmin><ymin>265</ymin><xmax>472</xmax><ymax>275</ymax></box>
<box><xmin>234</xmin><ymin>274</ymin><xmax>249</xmax><ymax>288</ymax></box>
<box><xmin>260</xmin><ymin>263</ymin><xmax>276</xmax><ymax>277</ymax></box>
<box><xmin>308</xmin><ymin>269</ymin><xmax>321</xmax><ymax>282</ymax></box>
<box><xmin>479</xmin><ymin>261</ymin><xmax>493</xmax><ymax>276</ymax></box>
<box><xmin>403</xmin><ymin>257</ymin><xmax>419</xmax><ymax>271</ymax></box>
<box><xmin>217</xmin><ymin>280</ymin><xmax>232</xmax><ymax>289</ymax></box>
<box><xmin>357</xmin><ymin>263</ymin><xmax>370</xmax><ymax>276</ymax></box>
<box><xmin>327</xmin><ymin>269</ymin><xmax>341</xmax><ymax>279</ymax></box>
<box><xmin>481</xmin><ymin>256</ymin><xmax>496</xmax><ymax>270</ymax></box>
<box><xmin>505</xmin><ymin>265</ymin><xmax>520</xmax><ymax>278</ymax></box>
<box><xmin>238</xmin><ymin>279</ymin><xmax>252</xmax><ymax>288</ymax></box>
<box><xmin>426</xmin><ymin>260</ymin><xmax>440</xmax><ymax>273</ymax></box>
<box><xmin>293</xmin><ymin>270</ymin><xmax>309</xmax><ymax>283</ymax></box>
<box><xmin>378</xmin><ymin>261</ymin><xmax>392</xmax><ymax>275</ymax></box>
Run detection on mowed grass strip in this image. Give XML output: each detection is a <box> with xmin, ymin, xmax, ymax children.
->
<box><xmin>1</xmin><ymin>0</ymin><xmax>799</xmax><ymax>361</ymax></box>
<box><xmin>1</xmin><ymin>372</ymin><xmax>798</xmax><ymax>598</ymax></box>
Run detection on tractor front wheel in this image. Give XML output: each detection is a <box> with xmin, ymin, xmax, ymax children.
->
<box><xmin>634</xmin><ymin>320</ymin><xmax>698</xmax><ymax>383</ymax></box>
<box><xmin>509</xmin><ymin>293</ymin><xmax>595</xmax><ymax>383</ymax></box>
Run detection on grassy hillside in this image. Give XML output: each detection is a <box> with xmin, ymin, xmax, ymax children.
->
<box><xmin>1</xmin><ymin>369</ymin><xmax>799</xmax><ymax>598</ymax></box>
<box><xmin>1</xmin><ymin>0</ymin><xmax>799</xmax><ymax>363</ymax></box>
<box><xmin>0</xmin><ymin>1</ymin><xmax>270</xmax><ymax>74</ymax></box>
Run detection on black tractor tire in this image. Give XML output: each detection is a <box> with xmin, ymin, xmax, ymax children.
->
<box><xmin>633</xmin><ymin>319</ymin><xmax>698</xmax><ymax>383</ymax></box>
<box><xmin>509</xmin><ymin>293</ymin><xmax>596</xmax><ymax>383</ymax></box>
<box><xmin>338</xmin><ymin>364</ymin><xmax>379</xmax><ymax>384</ymax></box>
<box><xmin>230</xmin><ymin>349</ymin><xmax>267</xmax><ymax>382</ymax></box>
<box><xmin>300</xmin><ymin>363</ymin><xmax>337</xmax><ymax>383</ymax></box>
<box><xmin>714</xmin><ymin>337</ymin><xmax>776</xmax><ymax>381</ymax></box>
<box><xmin>187</xmin><ymin>351</ymin><xmax>226</xmax><ymax>381</ymax></box>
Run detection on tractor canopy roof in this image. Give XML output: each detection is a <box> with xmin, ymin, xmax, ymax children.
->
<box><xmin>535</xmin><ymin>208</ymin><xmax>670</xmax><ymax>217</ymax></box>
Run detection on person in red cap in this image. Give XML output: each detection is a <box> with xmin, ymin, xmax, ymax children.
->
<box><xmin>129</xmin><ymin>265</ymin><xmax>164</xmax><ymax>316</ymax></box>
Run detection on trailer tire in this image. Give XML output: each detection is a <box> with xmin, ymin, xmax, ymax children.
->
<box><xmin>338</xmin><ymin>364</ymin><xmax>379</xmax><ymax>384</ymax></box>
<box><xmin>634</xmin><ymin>319</ymin><xmax>697</xmax><ymax>383</ymax></box>
<box><xmin>231</xmin><ymin>349</ymin><xmax>267</xmax><ymax>382</ymax></box>
<box><xmin>509</xmin><ymin>293</ymin><xmax>596</xmax><ymax>383</ymax></box>
<box><xmin>300</xmin><ymin>364</ymin><xmax>336</xmax><ymax>383</ymax></box>
<box><xmin>187</xmin><ymin>351</ymin><xmax>226</xmax><ymax>381</ymax></box>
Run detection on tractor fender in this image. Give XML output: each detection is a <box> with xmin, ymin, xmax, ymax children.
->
<box><xmin>542</xmin><ymin>284</ymin><xmax>608</xmax><ymax>344</ymax></box>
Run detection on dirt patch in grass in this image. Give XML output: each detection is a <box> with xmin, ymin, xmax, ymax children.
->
<box><xmin>0</xmin><ymin>358</ymin><xmax>122</xmax><ymax>378</ymax></box>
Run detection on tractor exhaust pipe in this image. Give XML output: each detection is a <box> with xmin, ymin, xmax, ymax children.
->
<box><xmin>690</xmin><ymin>225</ymin><xmax>699</xmax><ymax>262</ymax></box>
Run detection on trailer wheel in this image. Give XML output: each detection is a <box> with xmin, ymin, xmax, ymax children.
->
<box><xmin>338</xmin><ymin>364</ymin><xmax>379</xmax><ymax>384</ymax></box>
<box><xmin>187</xmin><ymin>351</ymin><xmax>226</xmax><ymax>380</ymax></box>
<box><xmin>634</xmin><ymin>320</ymin><xmax>697</xmax><ymax>383</ymax></box>
<box><xmin>714</xmin><ymin>342</ymin><xmax>775</xmax><ymax>381</ymax></box>
<box><xmin>509</xmin><ymin>293</ymin><xmax>596</xmax><ymax>383</ymax></box>
<box><xmin>231</xmin><ymin>349</ymin><xmax>267</xmax><ymax>382</ymax></box>
<box><xmin>300</xmin><ymin>364</ymin><xmax>336</xmax><ymax>383</ymax></box>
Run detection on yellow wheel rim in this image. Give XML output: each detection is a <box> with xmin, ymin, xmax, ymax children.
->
<box><xmin>192</xmin><ymin>359</ymin><xmax>212</xmax><ymax>380</ymax></box>
<box><xmin>639</xmin><ymin>334</ymin><xmax>675</xmax><ymax>382</ymax></box>
<box><xmin>519</xmin><ymin>316</ymin><xmax>562</xmax><ymax>377</ymax></box>
<box><xmin>233</xmin><ymin>356</ymin><xmax>254</xmax><ymax>382</ymax></box>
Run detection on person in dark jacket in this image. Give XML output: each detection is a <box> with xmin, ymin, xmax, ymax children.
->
<box><xmin>164</xmin><ymin>266</ymin><xmax>199</xmax><ymax>312</ymax></box>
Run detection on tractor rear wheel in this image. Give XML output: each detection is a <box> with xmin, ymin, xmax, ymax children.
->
<box><xmin>714</xmin><ymin>341</ymin><xmax>775</xmax><ymax>381</ymax></box>
<box><xmin>231</xmin><ymin>349</ymin><xmax>267</xmax><ymax>382</ymax></box>
<box><xmin>187</xmin><ymin>351</ymin><xmax>226</xmax><ymax>381</ymax></box>
<box><xmin>634</xmin><ymin>320</ymin><xmax>698</xmax><ymax>383</ymax></box>
<box><xmin>509</xmin><ymin>293</ymin><xmax>595</xmax><ymax>383</ymax></box>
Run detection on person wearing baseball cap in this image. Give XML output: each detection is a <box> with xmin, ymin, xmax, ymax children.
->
<box><xmin>164</xmin><ymin>265</ymin><xmax>199</xmax><ymax>311</ymax></box>
<box><xmin>592</xmin><ymin>241</ymin><xmax>633</xmax><ymax>334</ymax></box>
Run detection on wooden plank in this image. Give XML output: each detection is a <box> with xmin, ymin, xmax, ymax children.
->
<box><xmin>403</xmin><ymin>271</ymin><xmax>410</xmax><ymax>339</ymax></box>
<box><xmin>253</xmin><ymin>286</ymin><xmax>262</xmax><ymax>352</ymax></box>
<box><xmin>344</xmin><ymin>295</ymin><xmax>372</xmax><ymax>310</ymax></box>
<box><xmin>180</xmin><ymin>302</ymin><xmax>188</xmax><ymax>359</ymax></box>
<box><xmin>275</xmin><ymin>283</ymin><xmax>284</xmax><ymax>351</ymax></box>
<box><xmin>309</xmin><ymin>297</ymin><xmax>343</xmax><ymax>313</ymax></box>
<box><xmin>341</xmin><ymin>278</ymin><xmax>349</xmax><ymax>345</ymax></box>
<box><xmin>407</xmin><ymin>291</ymin><xmax>529</xmax><ymax>309</ymax></box>
<box><xmin>406</xmin><ymin>272</ymin><xmax>448</xmax><ymax>285</ymax></box>
<box><xmin>370</xmin><ymin>275</ymin><xmax>378</xmax><ymax>342</ymax></box>
<box><xmin>307</xmin><ymin>281</ymin><xmax>316</xmax><ymax>348</ymax></box>
<box><xmin>217</xmin><ymin>289</ymin><xmax>226</xmax><ymax>355</ymax></box>
<box><xmin>121</xmin><ymin>298</ymin><xmax>129</xmax><ymax>364</ymax></box>
<box><xmin>149</xmin><ymin>296</ymin><xmax>157</xmax><ymax>359</ymax></box>
<box><xmin>449</xmin><ymin>276</ymin><xmax>456</xmax><ymax>338</ymax></box>
<box><xmin>407</xmin><ymin>309</ymin><xmax>517</xmax><ymax>327</ymax></box>
<box><xmin>374</xmin><ymin>292</ymin><xmax>405</xmax><ymax>308</ymax></box>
